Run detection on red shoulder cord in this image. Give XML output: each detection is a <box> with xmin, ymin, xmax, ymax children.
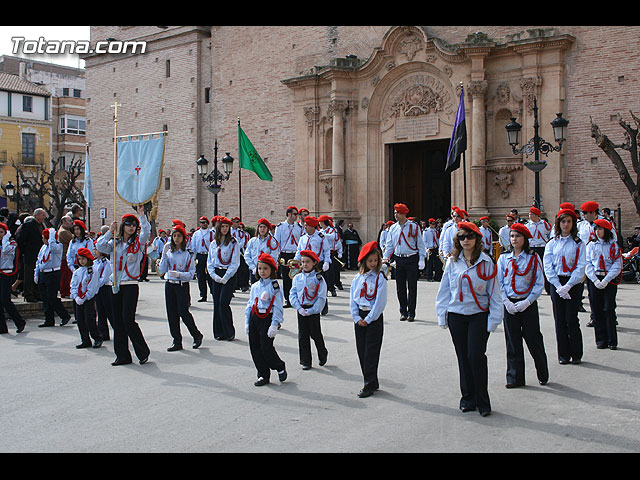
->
<box><xmin>399</xmin><ymin>223</ymin><xmax>418</xmax><ymax>251</ymax></box>
<box><xmin>360</xmin><ymin>273</ymin><xmax>380</xmax><ymax>301</ymax></box>
<box><xmin>172</xmin><ymin>253</ymin><xmax>192</xmax><ymax>274</ymax></box>
<box><xmin>251</xmin><ymin>294</ymin><xmax>277</xmax><ymax>319</ymax></box>
<box><xmin>0</xmin><ymin>244</ymin><xmax>19</xmax><ymax>276</ymax></box>
<box><xmin>77</xmin><ymin>270</ymin><xmax>93</xmax><ymax>299</ymax></box>
<box><xmin>459</xmin><ymin>261</ymin><xmax>497</xmax><ymax>312</ymax></box>
<box><xmin>120</xmin><ymin>237</ymin><xmax>146</xmax><ymax>279</ymax></box>
<box><xmin>505</xmin><ymin>254</ymin><xmax>538</xmax><ymax>296</ymax></box>
<box><xmin>562</xmin><ymin>245</ymin><xmax>580</xmax><ymax>273</ymax></box>
<box><xmin>597</xmin><ymin>244</ymin><xmax>622</xmax><ymax>285</ymax></box>
<box><xmin>217</xmin><ymin>242</ymin><xmax>236</xmax><ymax>265</ymax></box>
<box><xmin>302</xmin><ymin>274</ymin><xmax>321</xmax><ymax>303</ymax></box>
<box><xmin>305</xmin><ymin>235</ymin><xmax>324</xmax><ymax>257</ymax></box>
<box><xmin>267</xmin><ymin>235</ymin><xmax>279</xmax><ymax>251</ymax></box>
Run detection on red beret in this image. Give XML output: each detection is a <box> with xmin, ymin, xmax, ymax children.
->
<box><xmin>231</xmin><ymin>216</ymin><xmax>241</xmax><ymax>222</ymax></box>
<box><xmin>73</xmin><ymin>219</ymin><xmax>87</xmax><ymax>231</ymax></box>
<box><xmin>530</xmin><ymin>207</ymin><xmax>541</xmax><ymax>216</ymax></box>
<box><xmin>210</xmin><ymin>216</ymin><xmax>220</xmax><ymax>224</ymax></box>
<box><xmin>299</xmin><ymin>249</ymin><xmax>319</xmax><ymax>262</ymax></box>
<box><xmin>76</xmin><ymin>247</ymin><xmax>95</xmax><ymax>261</ymax></box>
<box><xmin>257</xmin><ymin>217</ymin><xmax>270</xmax><ymax>227</ymax></box>
<box><xmin>286</xmin><ymin>206</ymin><xmax>298</xmax><ymax>212</ymax></box>
<box><xmin>218</xmin><ymin>216</ymin><xmax>232</xmax><ymax>225</ymax></box>
<box><xmin>42</xmin><ymin>228</ymin><xmax>58</xmax><ymax>241</ymax></box>
<box><xmin>304</xmin><ymin>216</ymin><xmax>319</xmax><ymax>228</ymax></box>
<box><xmin>457</xmin><ymin>221</ymin><xmax>482</xmax><ymax>237</ymax></box>
<box><xmin>0</xmin><ymin>222</ymin><xmax>8</xmax><ymax>232</ymax></box>
<box><xmin>593</xmin><ymin>219</ymin><xmax>613</xmax><ymax>231</ymax></box>
<box><xmin>386</xmin><ymin>220</ymin><xmax>394</xmax><ymax>226</ymax></box>
<box><xmin>358</xmin><ymin>241</ymin><xmax>379</xmax><ymax>263</ymax></box>
<box><xmin>479</xmin><ymin>216</ymin><xmax>489</xmax><ymax>222</ymax></box>
<box><xmin>428</xmin><ymin>218</ymin><xmax>436</xmax><ymax>223</ymax></box>
<box><xmin>298</xmin><ymin>208</ymin><xmax>309</xmax><ymax>215</ymax></box>
<box><xmin>559</xmin><ymin>202</ymin><xmax>575</xmax><ymax>211</ymax></box>
<box><xmin>121</xmin><ymin>213</ymin><xmax>138</xmax><ymax>225</ymax></box>
<box><xmin>318</xmin><ymin>215</ymin><xmax>331</xmax><ymax>223</ymax></box>
<box><xmin>199</xmin><ymin>216</ymin><xmax>210</xmax><ymax>224</ymax></box>
<box><xmin>394</xmin><ymin>203</ymin><xmax>409</xmax><ymax>214</ymax></box>
<box><xmin>172</xmin><ymin>219</ymin><xmax>186</xmax><ymax>227</ymax></box>
<box><xmin>257</xmin><ymin>252</ymin><xmax>277</xmax><ymax>271</ymax></box>
<box><xmin>506</xmin><ymin>214</ymin><xmax>516</xmax><ymax>220</ymax></box>
<box><xmin>557</xmin><ymin>208</ymin><xmax>577</xmax><ymax>219</ymax></box>
<box><xmin>581</xmin><ymin>201</ymin><xmax>599</xmax><ymax>213</ymax></box>
<box><xmin>454</xmin><ymin>208</ymin><xmax>468</xmax><ymax>219</ymax></box>
<box><xmin>510</xmin><ymin>223</ymin><xmax>532</xmax><ymax>239</ymax></box>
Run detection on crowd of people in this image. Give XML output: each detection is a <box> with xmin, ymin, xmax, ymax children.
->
<box><xmin>0</xmin><ymin>199</ymin><xmax>632</xmax><ymax>412</ymax></box>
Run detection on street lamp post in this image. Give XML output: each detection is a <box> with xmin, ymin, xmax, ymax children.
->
<box><xmin>197</xmin><ymin>140</ymin><xmax>234</xmax><ymax>216</ymax></box>
<box><xmin>2</xmin><ymin>179</ymin><xmax>30</xmax><ymax>213</ymax></box>
<box><xmin>505</xmin><ymin>96</ymin><xmax>569</xmax><ymax>210</ymax></box>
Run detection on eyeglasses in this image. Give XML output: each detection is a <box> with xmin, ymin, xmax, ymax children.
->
<box><xmin>123</xmin><ymin>222</ymin><xmax>137</xmax><ymax>227</ymax></box>
<box><xmin>199</xmin><ymin>221</ymin><xmax>208</xmax><ymax>224</ymax></box>
<box><xmin>457</xmin><ymin>233</ymin><xmax>476</xmax><ymax>241</ymax></box>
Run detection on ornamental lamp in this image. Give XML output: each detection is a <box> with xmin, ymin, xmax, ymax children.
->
<box><xmin>551</xmin><ymin>113</ymin><xmax>569</xmax><ymax>144</ymax></box>
<box><xmin>196</xmin><ymin>154</ymin><xmax>209</xmax><ymax>176</ymax></box>
<box><xmin>505</xmin><ymin>117</ymin><xmax>522</xmax><ymax>147</ymax></box>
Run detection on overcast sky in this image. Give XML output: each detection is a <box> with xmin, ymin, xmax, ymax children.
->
<box><xmin>0</xmin><ymin>26</ymin><xmax>90</xmax><ymax>68</ymax></box>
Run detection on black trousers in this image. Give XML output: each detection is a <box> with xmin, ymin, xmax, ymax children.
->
<box><xmin>165</xmin><ymin>281</ymin><xmax>202</xmax><ymax>345</ymax></box>
<box><xmin>392</xmin><ymin>254</ymin><xmax>419</xmax><ymax>318</ymax></box>
<box><xmin>550</xmin><ymin>276</ymin><xmax>583</xmax><ymax>362</ymax></box>
<box><xmin>236</xmin><ymin>254</ymin><xmax>250</xmax><ymax>291</ymax></box>
<box><xmin>76</xmin><ymin>298</ymin><xmax>102</xmax><ymax>345</ymax></box>
<box><xmin>278</xmin><ymin>251</ymin><xmax>295</xmax><ymax>303</ymax></box>
<box><xmin>448</xmin><ymin>311</ymin><xmax>491</xmax><ymax>413</ymax></box>
<box><xmin>297</xmin><ymin>310</ymin><xmax>328</xmax><ymax>367</ymax></box>
<box><xmin>322</xmin><ymin>259</ymin><xmax>335</xmax><ymax>293</ymax></box>
<box><xmin>503</xmin><ymin>301</ymin><xmax>549</xmax><ymax>385</ymax></box>
<box><xmin>195</xmin><ymin>253</ymin><xmax>212</xmax><ymax>299</ymax></box>
<box><xmin>213</xmin><ymin>267</ymin><xmax>236</xmax><ymax>340</ymax></box>
<box><xmin>110</xmin><ymin>284</ymin><xmax>150</xmax><ymax>362</ymax></box>
<box><xmin>23</xmin><ymin>255</ymin><xmax>41</xmax><ymax>301</ymax></box>
<box><xmin>354</xmin><ymin>309</ymin><xmax>384</xmax><ymax>391</ymax></box>
<box><xmin>346</xmin><ymin>244</ymin><xmax>360</xmax><ymax>269</ymax></box>
<box><xmin>587</xmin><ymin>278</ymin><xmax>618</xmax><ymax>348</ymax></box>
<box><xmin>0</xmin><ymin>274</ymin><xmax>24</xmax><ymax>333</ymax></box>
<box><xmin>38</xmin><ymin>270</ymin><xmax>71</xmax><ymax>325</ymax></box>
<box><xmin>248</xmin><ymin>312</ymin><xmax>285</xmax><ymax>380</ymax></box>
<box><xmin>95</xmin><ymin>285</ymin><xmax>113</xmax><ymax>340</ymax></box>
<box><xmin>426</xmin><ymin>249</ymin><xmax>443</xmax><ymax>281</ymax></box>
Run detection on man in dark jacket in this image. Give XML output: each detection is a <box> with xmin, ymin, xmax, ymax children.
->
<box><xmin>15</xmin><ymin>209</ymin><xmax>47</xmax><ymax>302</ymax></box>
<box><xmin>342</xmin><ymin>223</ymin><xmax>362</xmax><ymax>270</ymax></box>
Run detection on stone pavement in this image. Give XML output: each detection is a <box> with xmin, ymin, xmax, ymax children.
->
<box><xmin>1</xmin><ymin>271</ymin><xmax>639</xmax><ymax>453</ymax></box>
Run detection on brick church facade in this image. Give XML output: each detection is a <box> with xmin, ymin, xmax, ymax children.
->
<box><xmin>83</xmin><ymin>26</ymin><xmax>640</xmax><ymax>242</ymax></box>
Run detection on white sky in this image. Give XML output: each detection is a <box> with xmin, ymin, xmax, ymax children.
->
<box><xmin>0</xmin><ymin>26</ymin><xmax>91</xmax><ymax>68</ymax></box>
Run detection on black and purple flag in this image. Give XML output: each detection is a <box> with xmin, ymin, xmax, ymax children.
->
<box><xmin>445</xmin><ymin>87</ymin><xmax>467</xmax><ymax>174</ymax></box>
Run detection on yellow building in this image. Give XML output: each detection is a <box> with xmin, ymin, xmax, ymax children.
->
<box><xmin>0</xmin><ymin>71</ymin><xmax>52</xmax><ymax>213</ymax></box>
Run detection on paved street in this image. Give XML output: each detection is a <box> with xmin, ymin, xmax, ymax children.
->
<box><xmin>2</xmin><ymin>271</ymin><xmax>639</xmax><ymax>453</ymax></box>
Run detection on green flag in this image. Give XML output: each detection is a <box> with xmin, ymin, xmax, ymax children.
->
<box><xmin>238</xmin><ymin>125</ymin><xmax>272</xmax><ymax>181</ymax></box>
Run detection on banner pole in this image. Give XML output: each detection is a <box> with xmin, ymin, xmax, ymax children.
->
<box><xmin>238</xmin><ymin>117</ymin><xmax>242</xmax><ymax>221</ymax></box>
<box><xmin>110</xmin><ymin>102</ymin><xmax>121</xmax><ymax>293</ymax></box>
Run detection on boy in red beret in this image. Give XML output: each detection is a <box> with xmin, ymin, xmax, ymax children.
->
<box><xmin>70</xmin><ymin>247</ymin><xmax>103</xmax><ymax>349</ymax></box>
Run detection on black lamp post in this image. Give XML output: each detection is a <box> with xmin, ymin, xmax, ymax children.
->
<box><xmin>197</xmin><ymin>139</ymin><xmax>234</xmax><ymax>216</ymax></box>
<box><xmin>505</xmin><ymin>96</ymin><xmax>569</xmax><ymax>210</ymax></box>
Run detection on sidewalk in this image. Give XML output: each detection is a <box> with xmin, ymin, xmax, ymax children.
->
<box><xmin>1</xmin><ymin>271</ymin><xmax>639</xmax><ymax>452</ymax></box>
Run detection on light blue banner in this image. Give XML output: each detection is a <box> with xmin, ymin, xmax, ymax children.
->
<box><xmin>83</xmin><ymin>146</ymin><xmax>93</xmax><ymax>209</ymax></box>
<box><xmin>116</xmin><ymin>135</ymin><xmax>165</xmax><ymax>205</ymax></box>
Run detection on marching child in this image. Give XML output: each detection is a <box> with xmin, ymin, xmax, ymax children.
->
<box><xmin>244</xmin><ymin>252</ymin><xmax>287</xmax><ymax>386</ymax></box>
<box><xmin>70</xmin><ymin>247</ymin><xmax>102</xmax><ymax>349</ymax></box>
<box><xmin>93</xmin><ymin>243</ymin><xmax>113</xmax><ymax>341</ymax></box>
<box><xmin>0</xmin><ymin>223</ymin><xmax>25</xmax><ymax>334</ymax></box>
<box><xmin>35</xmin><ymin>228</ymin><xmax>72</xmax><ymax>328</ymax></box>
<box><xmin>289</xmin><ymin>249</ymin><xmax>328</xmax><ymax>370</ymax></box>
<box><xmin>350</xmin><ymin>241</ymin><xmax>387</xmax><ymax>398</ymax></box>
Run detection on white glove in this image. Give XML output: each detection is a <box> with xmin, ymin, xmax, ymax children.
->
<box><xmin>245</xmin><ymin>324</ymin><xmax>250</xmax><ymax>335</ymax></box>
<box><xmin>596</xmin><ymin>279</ymin><xmax>608</xmax><ymax>289</ymax></box>
<box><xmin>418</xmin><ymin>260</ymin><xmax>425</xmax><ymax>270</ymax></box>
<box><xmin>514</xmin><ymin>299</ymin><xmax>531</xmax><ymax>312</ymax></box>
<box><xmin>213</xmin><ymin>274</ymin><xmax>223</xmax><ymax>283</ymax></box>
<box><xmin>322</xmin><ymin>262</ymin><xmax>329</xmax><ymax>272</ymax></box>
<box><xmin>298</xmin><ymin>307</ymin><xmax>306</xmax><ymax>316</ymax></box>
<box><xmin>503</xmin><ymin>300</ymin><xmax>518</xmax><ymax>315</ymax></box>
<box><xmin>267</xmin><ymin>325</ymin><xmax>278</xmax><ymax>338</ymax></box>
<box><xmin>556</xmin><ymin>284</ymin><xmax>572</xmax><ymax>300</ymax></box>
<box><xmin>167</xmin><ymin>270</ymin><xmax>179</xmax><ymax>279</ymax></box>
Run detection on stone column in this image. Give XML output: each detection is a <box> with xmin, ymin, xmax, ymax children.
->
<box><xmin>469</xmin><ymin>80</ymin><xmax>488</xmax><ymax>215</ymax></box>
<box><xmin>329</xmin><ymin>99</ymin><xmax>347</xmax><ymax>215</ymax></box>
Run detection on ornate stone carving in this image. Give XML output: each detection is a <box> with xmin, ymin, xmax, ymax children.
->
<box><xmin>496</xmin><ymin>82</ymin><xmax>510</xmax><ymax>104</ymax></box>
<box><xmin>382</xmin><ymin>74</ymin><xmax>454</xmax><ymax>122</ymax></box>
<box><xmin>327</xmin><ymin>99</ymin><xmax>348</xmax><ymax>122</ymax></box>
<box><xmin>494</xmin><ymin>172</ymin><xmax>513</xmax><ymax>198</ymax></box>
<box><xmin>303</xmin><ymin>106</ymin><xmax>319</xmax><ymax>137</ymax></box>
<box><xmin>398</xmin><ymin>34</ymin><xmax>422</xmax><ymax>61</ymax></box>
<box><xmin>426</xmin><ymin>54</ymin><xmax>437</xmax><ymax>63</ymax></box>
<box><xmin>468</xmin><ymin>80</ymin><xmax>488</xmax><ymax>98</ymax></box>
<box><xmin>361</xmin><ymin>97</ymin><xmax>369</xmax><ymax>110</ymax></box>
<box><xmin>520</xmin><ymin>77</ymin><xmax>542</xmax><ymax>112</ymax></box>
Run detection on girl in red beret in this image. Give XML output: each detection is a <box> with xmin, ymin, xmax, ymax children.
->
<box><xmin>350</xmin><ymin>241</ymin><xmax>387</xmax><ymax>398</ymax></box>
<box><xmin>435</xmin><ymin>222</ymin><xmax>503</xmax><ymax>417</ymax></box>
<box><xmin>543</xmin><ymin>209</ymin><xmax>586</xmax><ymax>365</ymax></box>
<box><xmin>585</xmin><ymin>219</ymin><xmax>622</xmax><ymax>350</ymax></box>
<box><xmin>67</xmin><ymin>219</ymin><xmax>91</xmax><ymax>274</ymax></box>
<box><xmin>70</xmin><ymin>247</ymin><xmax>102</xmax><ymax>349</ymax></box>
<box><xmin>497</xmin><ymin>223</ymin><xmax>549</xmax><ymax>388</ymax></box>
<box><xmin>95</xmin><ymin>205</ymin><xmax>151</xmax><ymax>366</ymax></box>
<box><xmin>0</xmin><ymin>223</ymin><xmax>25</xmax><ymax>334</ymax></box>
<box><xmin>289</xmin><ymin>249</ymin><xmax>328</xmax><ymax>370</ymax></box>
<box><xmin>244</xmin><ymin>252</ymin><xmax>287</xmax><ymax>386</ymax></box>
<box><xmin>245</xmin><ymin>218</ymin><xmax>280</xmax><ymax>285</ymax></box>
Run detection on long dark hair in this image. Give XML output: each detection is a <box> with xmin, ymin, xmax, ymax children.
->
<box><xmin>170</xmin><ymin>231</ymin><xmax>187</xmax><ymax>251</ymax></box>
<box><xmin>553</xmin><ymin>213</ymin><xmax>579</xmax><ymax>242</ymax></box>
<box><xmin>214</xmin><ymin>224</ymin><xmax>232</xmax><ymax>247</ymax></box>
<box><xmin>116</xmin><ymin>219</ymin><xmax>139</xmax><ymax>244</ymax></box>
<box><xmin>451</xmin><ymin>228</ymin><xmax>483</xmax><ymax>264</ymax></box>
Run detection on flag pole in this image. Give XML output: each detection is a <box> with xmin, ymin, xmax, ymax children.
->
<box><xmin>238</xmin><ymin>117</ymin><xmax>242</xmax><ymax>221</ymax></box>
<box><xmin>110</xmin><ymin>101</ymin><xmax>121</xmax><ymax>293</ymax></box>
<box><xmin>463</xmin><ymin>151</ymin><xmax>467</xmax><ymax>212</ymax></box>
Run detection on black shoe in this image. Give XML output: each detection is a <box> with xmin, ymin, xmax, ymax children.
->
<box><xmin>400</xmin><ymin>315</ymin><xmax>407</xmax><ymax>322</ymax></box>
<box><xmin>167</xmin><ymin>344</ymin><xmax>182</xmax><ymax>352</ymax></box>
<box><xmin>407</xmin><ymin>316</ymin><xmax>415</xmax><ymax>322</ymax></box>
<box><xmin>330</xmin><ymin>290</ymin><xmax>337</xmax><ymax>297</ymax></box>
<box><xmin>358</xmin><ymin>388</ymin><xmax>374</xmax><ymax>398</ymax></box>
<box><xmin>111</xmin><ymin>358</ymin><xmax>133</xmax><ymax>366</ymax></box>
<box><xmin>16</xmin><ymin>323</ymin><xmax>26</xmax><ymax>333</ymax></box>
<box><xmin>92</xmin><ymin>340</ymin><xmax>103</xmax><ymax>348</ymax></box>
<box><xmin>38</xmin><ymin>322</ymin><xmax>54</xmax><ymax>328</ymax></box>
<box><xmin>278</xmin><ymin>369</ymin><xmax>287</xmax><ymax>382</ymax></box>
<box><xmin>301</xmin><ymin>365</ymin><xmax>311</xmax><ymax>370</ymax></box>
<box><xmin>76</xmin><ymin>342</ymin><xmax>92</xmax><ymax>349</ymax></box>
<box><xmin>254</xmin><ymin>377</ymin><xmax>269</xmax><ymax>387</ymax></box>
<box><xmin>319</xmin><ymin>353</ymin><xmax>328</xmax><ymax>366</ymax></box>
<box><xmin>539</xmin><ymin>379</ymin><xmax>548</xmax><ymax>385</ymax></box>
<box><xmin>460</xmin><ymin>406</ymin><xmax>476</xmax><ymax>413</ymax></box>
<box><xmin>197</xmin><ymin>297</ymin><xmax>207</xmax><ymax>302</ymax></box>
<box><xmin>570</xmin><ymin>358</ymin><xmax>582</xmax><ymax>365</ymax></box>
<box><xmin>609</xmin><ymin>345</ymin><xmax>618</xmax><ymax>350</ymax></box>
<box><xmin>60</xmin><ymin>317</ymin><xmax>71</xmax><ymax>326</ymax></box>
<box><xmin>596</xmin><ymin>343</ymin><xmax>607</xmax><ymax>349</ymax></box>
<box><xmin>558</xmin><ymin>358</ymin><xmax>570</xmax><ymax>365</ymax></box>
<box><xmin>192</xmin><ymin>335</ymin><xmax>203</xmax><ymax>349</ymax></box>
<box><xmin>139</xmin><ymin>355</ymin><xmax>149</xmax><ymax>365</ymax></box>
<box><xmin>479</xmin><ymin>411</ymin><xmax>491</xmax><ymax>417</ymax></box>
<box><xmin>505</xmin><ymin>383</ymin><xmax>524</xmax><ymax>389</ymax></box>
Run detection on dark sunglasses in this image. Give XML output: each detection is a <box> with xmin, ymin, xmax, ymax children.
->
<box><xmin>123</xmin><ymin>221</ymin><xmax>137</xmax><ymax>227</ymax></box>
<box><xmin>457</xmin><ymin>233</ymin><xmax>476</xmax><ymax>241</ymax></box>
